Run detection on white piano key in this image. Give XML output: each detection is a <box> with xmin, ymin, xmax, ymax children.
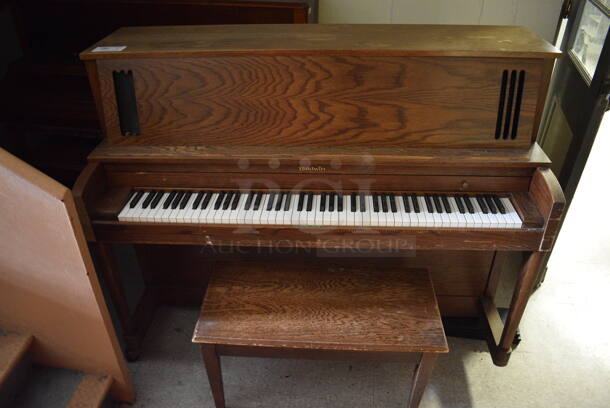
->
<box><xmin>429</xmin><ymin>198</ymin><xmax>443</xmax><ymax>227</ymax></box>
<box><xmin>253</xmin><ymin>194</ymin><xmax>269</xmax><ymax>225</ymax></box>
<box><xmin>386</xmin><ymin>196</ymin><xmax>397</xmax><ymax>227</ymax></box>
<box><xmin>260</xmin><ymin>193</ymin><xmax>273</xmax><ymax>225</ymax></box>
<box><xmin>360</xmin><ymin>195</ymin><xmax>370</xmax><ymax>226</ymax></box>
<box><xmin>307</xmin><ymin>195</ymin><xmax>318</xmax><ymax>226</ymax></box>
<box><xmin>226</xmin><ymin>193</ymin><xmax>242</xmax><ymax>224</ymax></box>
<box><xmin>397</xmin><ymin>195</ymin><xmax>407</xmax><ymax>226</ymax></box>
<box><xmin>329</xmin><ymin>195</ymin><xmax>340</xmax><ymax>226</ymax></box>
<box><xmin>281</xmin><ymin>194</ymin><xmax>293</xmax><ymax>225</ymax></box>
<box><xmin>314</xmin><ymin>194</ymin><xmax>326</xmax><ymax>226</ymax></box>
<box><xmin>150</xmin><ymin>192</ymin><xmax>169</xmax><ymax>222</ymax></box>
<box><xmin>236</xmin><ymin>192</ymin><xmax>250</xmax><ymax>224</ymax></box>
<box><xmin>322</xmin><ymin>195</ymin><xmax>332</xmax><ymax>226</ymax></box>
<box><xmin>243</xmin><ymin>194</ymin><xmax>257</xmax><ymax>224</ymax></box>
<box><xmin>471</xmin><ymin>198</ymin><xmax>492</xmax><ymax>228</ymax></box>
<box><xmin>117</xmin><ymin>193</ymin><xmax>136</xmax><ymax>221</ymax></box>
<box><xmin>200</xmin><ymin>193</ymin><xmax>219</xmax><ymax>224</ymax></box>
<box><xmin>271</xmin><ymin>193</ymin><xmax>284</xmax><ymax>225</ymax></box>
<box><xmin>501</xmin><ymin>197</ymin><xmax>522</xmax><ymax>228</ymax></box>
<box><xmin>132</xmin><ymin>192</ymin><xmax>153</xmax><ymax>222</ymax></box>
<box><xmin>465</xmin><ymin>197</ymin><xmax>483</xmax><ymax>228</ymax></box>
<box><xmin>183</xmin><ymin>193</ymin><xmax>202</xmax><ymax>223</ymax></box>
<box><xmin>339</xmin><ymin>195</ymin><xmax>348</xmax><ymax>226</ymax></box>
<box><xmin>298</xmin><ymin>195</ymin><xmax>309</xmax><ymax>226</ymax></box>
<box><xmin>418</xmin><ymin>196</ymin><xmax>433</xmax><ymax>227</ymax></box>
<box><xmin>445</xmin><ymin>197</ymin><xmax>460</xmax><ymax>226</ymax></box>
<box><xmin>354</xmin><ymin>195</ymin><xmax>364</xmax><ymax>227</ymax></box>
<box><xmin>366</xmin><ymin>196</ymin><xmax>378</xmax><ymax>226</ymax></box>
<box><xmin>436</xmin><ymin>199</ymin><xmax>450</xmax><ymax>227</ymax></box>
<box><xmin>448</xmin><ymin>197</ymin><xmax>466</xmax><ymax>227</ymax></box>
<box><xmin>175</xmin><ymin>194</ymin><xmax>195</xmax><ymax>223</ymax></box>
<box><xmin>395</xmin><ymin>195</ymin><xmax>407</xmax><ymax>226</ymax></box>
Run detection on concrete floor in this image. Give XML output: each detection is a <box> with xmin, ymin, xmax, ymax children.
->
<box><xmin>121</xmin><ymin>116</ymin><xmax>610</xmax><ymax>408</ymax></box>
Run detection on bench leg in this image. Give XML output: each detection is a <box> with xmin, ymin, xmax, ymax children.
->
<box><xmin>201</xmin><ymin>344</ymin><xmax>226</xmax><ymax>408</ymax></box>
<box><xmin>407</xmin><ymin>353</ymin><xmax>437</xmax><ymax>408</ymax></box>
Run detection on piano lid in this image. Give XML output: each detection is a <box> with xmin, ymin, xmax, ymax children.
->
<box><xmin>80</xmin><ymin>24</ymin><xmax>561</xmax><ymax>60</ymax></box>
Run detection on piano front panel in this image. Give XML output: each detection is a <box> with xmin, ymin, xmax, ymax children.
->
<box><xmin>105</xmin><ymin>171</ymin><xmax>532</xmax><ymax>193</ymax></box>
<box><xmin>95</xmin><ymin>56</ymin><xmax>546</xmax><ymax>148</ymax></box>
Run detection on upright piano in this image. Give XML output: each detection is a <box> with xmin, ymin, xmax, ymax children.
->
<box><xmin>73</xmin><ymin>24</ymin><xmax>565</xmax><ymax>365</ymax></box>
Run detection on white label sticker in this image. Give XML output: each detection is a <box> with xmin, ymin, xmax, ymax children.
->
<box><xmin>92</xmin><ymin>46</ymin><xmax>127</xmax><ymax>52</ymax></box>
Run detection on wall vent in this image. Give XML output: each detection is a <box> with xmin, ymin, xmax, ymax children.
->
<box><xmin>495</xmin><ymin>70</ymin><xmax>525</xmax><ymax>140</ymax></box>
<box><xmin>112</xmin><ymin>70</ymin><xmax>141</xmax><ymax>136</ymax></box>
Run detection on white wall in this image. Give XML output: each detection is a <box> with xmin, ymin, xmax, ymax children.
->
<box><xmin>319</xmin><ymin>0</ymin><xmax>563</xmax><ymax>42</ymax></box>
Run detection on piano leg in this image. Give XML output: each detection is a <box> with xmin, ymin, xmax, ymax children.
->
<box><xmin>481</xmin><ymin>251</ymin><xmax>543</xmax><ymax>366</ymax></box>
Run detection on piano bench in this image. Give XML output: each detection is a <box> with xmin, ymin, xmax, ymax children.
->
<box><xmin>192</xmin><ymin>262</ymin><xmax>448</xmax><ymax>408</ymax></box>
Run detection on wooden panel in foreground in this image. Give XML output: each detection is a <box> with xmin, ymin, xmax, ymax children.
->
<box><xmin>0</xmin><ymin>149</ymin><xmax>134</xmax><ymax>402</ymax></box>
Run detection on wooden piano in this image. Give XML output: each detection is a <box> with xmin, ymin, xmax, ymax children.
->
<box><xmin>73</xmin><ymin>24</ymin><xmax>565</xmax><ymax>366</ymax></box>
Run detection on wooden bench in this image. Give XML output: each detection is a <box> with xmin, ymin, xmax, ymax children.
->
<box><xmin>192</xmin><ymin>260</ymin><xmax>448</xmax><ymax>408</ymax></box>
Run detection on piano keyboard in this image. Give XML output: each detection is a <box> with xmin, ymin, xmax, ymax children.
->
<box><xmin>117</xmin><ymin>190</ymin><xmax>523</xmax><ymax>228</ymax></box>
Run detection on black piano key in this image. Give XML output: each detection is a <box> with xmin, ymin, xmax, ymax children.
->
<box><xmin>163</xmin><ymin>191</ymin><xmax>176</xmax><ymax>209</ymax></box>
<box><xmin>201</xmin><ymin>192</ymin><xmax>213</xmax><ymax>209</ymax></box>
<box><xmin>454</xmin><ymin>195</ymin><xmax>466</xmax><ymax>214</ymax></box>
<box><xmin>231</xmin><ymin>192</ymin><xmax>241</xmax><ymax>210</ymax></box>
<box><xmin>306</xmin><ymin>192</ymin><xmax>314</xmax><ymax>212</ymax></box>
<box><xmin>461</xmin><ymin>195</ymin><xmax>475</xmax><ymax>214</ymax></box>
<box><xmin>129</xmin><ymin>191</ymin><xmax>144</xmax><ymax>208</ymax></box>
<box><xmin>411</xmin><ymin>194</ymin><xmax>420</xmax><ymax>213</ymax></box>
<box><xmin>253</xmin><ymin>192</ymin><xmax>263</xmax><ymax>210</ymax></box>
<box><xmin>222</xmin><ymin>191</ymin><xmax>234</xmax><ymax>210</ymax></box>
<box><xmin>372</xmin><ymin>194</ymin><xmax>380</xmax><ymax>212</ymax></box>
<box><xmin>192</xmin><ymin>191</ymin><xmax>205</xmax><ymax>209</ymax></box>
<box><xmin>493</xmin><ymin>195</ymin><xmax>506</xmax><ymax>214</ymax></box>
<box><xmin>275</xmin><ymin>193</ymin><xmax>285</xmax><ymax>211</ymax></box>
<box><xmin>320</xmin><ymin>193</ymin><xmax>326</xmax><ymax>212</ymax></box>
<box><xmin>141</xmin><ymin>191</ymin><xmax>155</xmax><ymax>209</ymax></box>
<box><xmin>171</xmin><ymin>191</ymin><xmax>184</xmax><ymax>209</ymax></box>
<box><xmin>402</xmin><ymin>194</ymin><xmax>411</xmax><ymax>212</ymax></box>
<box><xmin>350</xmin><ymin>193</ymin><xmax>357</xmax><ymax>212</ymax></box>
<box><xmin>328</xmin><ymin>193</ymin><xmax>335</xmax><ymax>212</ymax></box>
<box><xmin>244</xmin><ymin>192</ymin><xmax>254</xmax><ymax>211</ymax></box>
<box><xmin>476</xmin><ymin>196</ymin><xmax>489</xmax><ymax>214</ymax></box>
<box><xmin>389</xmin><ymin>195</ymin><xmax>398</xmax><ymax>213</ymax></box>
<box><xmin>441</xmin><ymin>195</ymin><xmax>452</xmax><ymax>213</ymax></box>
<box><xmin>424</xmin><ymin>195</ymin><xmax>434</xmax><ymax>213</ymax></box>
<box><xmin>150</xmin><ymin>191</ymin><xmax>163</xmax><ymax>209</ymax></box>
<box><xmin>432</xmin><ymin>195</ymin><xmax>443</xmax><ymax>213</ymax></box>
<box><xmin>381</xmin><ymin>194</ymin><xmax>389</xmax><ymax>213</ymax></box>
<box><xmin>283</xmin><ymin>193</ymin><xmax>292</xmax><ymax>211</ymax></box>
<box><xmin>179</xmin><ymin>191</ymin><xmax>191</xmax><ymax>209</ymax></box>
<box><xmin>266</xmin><ymin>192</ymin><xmax>276</xmax><ymax>211</ymax></box>
<box><xmin>337</xmin><ymin>194</ymin><xmax>344</xmax><ymax>212</ymax></box>
<box><xmin>359</xmin><ymin>194</ymin><xmax>366</xmax><ymax>212</ymax></box>
<box><xmin>297</xmin><ymin>192</ymin><xmax>305</xmax><ymax>211</ymax></box>
<box><xmin>214</xmin><ymin>191</ymin><xmax>226</xmax><ymax>210</ymax></box>
<box><xmin>484</xmin><ymin>195</ymin><xmax>498</xmax><ymax>214</ymax></box>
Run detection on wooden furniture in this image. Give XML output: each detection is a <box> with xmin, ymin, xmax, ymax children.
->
<box><xmin>0</xmin><ymin>148</ymin><xmax>134</xmax><ymax>402</ymax></box>
<box><xmin>73</xmin><ymin>24</ymin><xmax>566</xmax><ymax>366</ymax></box>
<box><xmin>0</xmin><ymin>0</ymin><xmax>310</xmax><ymax>187</ymax></box>
<box><xmin>193</xmin><ymin>262</ymin><xmax>448</xmax><ymax>408</ymax></box>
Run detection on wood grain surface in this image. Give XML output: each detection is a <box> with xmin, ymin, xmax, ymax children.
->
<box><xmin>96</xmin><ymin>55</ymin><xmax>543</xmax><ymax>148</ymax></box>
<box><xmin>193</xmin><ymin>262</ymin><xmax>448</xmax><ymax>353</ymax></box>
<box><xmin>81</xmin><ymin>24</ymin><xmax>560</xmax><ymax>60</ymax></box>
<box><xmin>88</xmin><ymin>142</ymin><xmax>552</xmax><ymax>167</ymax></box>
<box><xmin>0</xmin><ymin>149</ymin><xmax>134</xmax><ymax>402</ymax></box>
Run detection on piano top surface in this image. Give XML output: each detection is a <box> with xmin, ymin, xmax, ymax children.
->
<box><xmin>80</xmin><ymin>24</ymin><xmax>561</xmax><ymax>60</ymax></box>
